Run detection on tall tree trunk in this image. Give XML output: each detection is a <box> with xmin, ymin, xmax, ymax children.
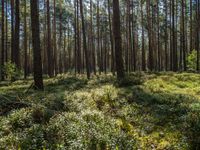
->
<box><xmin>172</xmin><ymin>0</ymin><xmax>177</xmax><ymax>71</ymax></box>
<box><xmin>47</xmin><ymin>0</ymin><xmax>54</xmax><ymax>77</ymax></box>
<box><xmin>181</xmin><ymin>0</ymin><xmax>187</xmax><ymax>71</ymax></box>
<box><xmin>11</xmin><ymin>0</ymin><xmax>15</xmax><ymax>63</ymax></box>
<box><xmin>5</xmin><ymin>0</ymin><xmax>8</xmax><ymax>63</ymax></box>
<box><xmin>113</xmin><ymin>0</ymin><xmax>124</xmax><ymax>79</ymax></box>
<box><xmin>157</xmin><ymin>0</ymin><xmax>161</xmax><ymax>71</ymax></box>
<box><xmin>97</xmin><ymin>0</ymin><xmax>101</xmax><ymax>75</ymax></box>
<box><xmin>190</xmin><ymin>0</ymin><xmax>193</xmax><ymax>52</ymax></box>
<box><xmin>1</xmin><ymin>0</ymin><xmax>5</xmax><ymax>80</ymax></box>
<box><xmin>108</xmin><ymin>0</ymin><xmax>115</xmax><ymax>75</ymax></box>
<box><xmin>30</xmin><ymin>0</ymin><xmax>44</xmax><ymax>90</ymax></box>
<box><xmin>53</xmin><ymin>0</ymin><xmax>58</xmax><ymax>75</ymax></box>
<box><xmin>196</xmin><ymin>0</ymin><xmax>200</xmax><ymax>71</ymax></box>
<box><xmin>74</xmin><ymin>0</ymin><xmax>77</xmax><ymax>74</ymax></box>
<box><xmin>77</xmin><ymin>0</ymin><xmax>81</xmax><ymax>74</ymax></box>
<box><xmin>147</xmin><ymin>0</ymin><xmax>153</xmax><ymax>71</ymax></box>
<box><xmin>59</xmin><ymin>1</ymin><xmax>63</xmax><ymax>73</ymax></box>
<box><xmin>14</xmin><ymin>0</ymin><xmax>20</xmax><ymax>68</ymax></box>
<box><xmin>164</xmin><ymin>0</ymin><xmax>168</xmax><ymax>71</ymax></box>
<box><xmin>141</xmin><ymin>0</ymin><xmax>146</xmax><ymax>71</ymax></box>
<box><xmin>24</xmin><ymin>0</ymin><xmax>28</xmax><ymax>79</ymax></box>
<box><xmin>43</xmin><ymin>0</ymin><xmax>48</xmax><ymax>74</ymax></box>
<box><xmin>80</xmin><ymin>0</ymin><xmax>90</xmax><ymax>79</ymax></box>
<box><xmin>90</xmin><ymin>0</ymin><xmax>96</xmax><ymax>75</ymax></box>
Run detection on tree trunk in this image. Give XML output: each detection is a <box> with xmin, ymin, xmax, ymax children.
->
<box><xmin>113</xmin><ymin>0</ymin><xmax>125</xmax><ymax>79</ymax></box>
<box><xmin>1</xmin><ymin>0</ymin><xmax>5</xmax><ymax>80</ymax></box>
<box><xmin>196</xmin><ymin>0</ymin><xmax>200</xmax><ymax>71</ymax></box>
<box><xmin>108</xmin><ymin>0</ymin><xmax>115</xmax><ymax>75</ymax></box>
<box><xmin>141</xmin><ymin>0</ymin><xmax>145</xmax><ymax>71</ymax></box>
<box><xmin>24</xmin><ymin>0</ymin><xmax>28</xmax><ymax>79</ymax></box>
<box><xmin>11</xmin><ymin>0</ymin><xmax>14</xmax><ymax>64</ymax></box>
<box><xmin>80</xmin><ymin>0</ymin><xmax>90</xmax><ymax>79</ymax></box>
<box><xmin>47</xmin><ymin>0</ymin><xmax>54</xmax><ymax>77</ymax></box>
<box><xmin>30</xmin><ymin>0</ymin><xmax>44</xmax><ymax>90</ymax></box>
<box><xmin>14</xmin><ymin>0</ymin><xmax>20</xmax><ymax>68</ymax></box>
<box><xmin>147</xmin><ymin>0</ymin><xmax>153</xmax><ymax>71</ymax></box>
<box><xmin>172</xmin><ymin>0</ymin><xmax>178</xmax><ymax>71</ymax></box>
<box><xmin>53</xmin><ymin>0</ymin><xmax>58</xmax><ymax>75</ymax></box>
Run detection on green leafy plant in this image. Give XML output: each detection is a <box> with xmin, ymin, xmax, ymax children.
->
<box><xmin>2</xmin><ymin>61</ymin><xmax>23</xmax><ymax>81</ymax></box>
<box><xmin>187</xmin><ymin>50</ymin><xmax>197</xmax><ymax>71</ymax></box>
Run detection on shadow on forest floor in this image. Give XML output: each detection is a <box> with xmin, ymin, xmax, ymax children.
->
<box><xmin>125</xmin><ymin>86</ymin><xmax>200</xmax><ymax>149</ymax></box>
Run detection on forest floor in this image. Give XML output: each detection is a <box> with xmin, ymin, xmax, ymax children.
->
<box><xmin>0</xmin><ymin>72</ymin><xmax>200</xmax><ymax>150</ymax></box>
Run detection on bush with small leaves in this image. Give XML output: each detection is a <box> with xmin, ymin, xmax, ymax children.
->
<box><xmin>187</xmin><ymin>50</ymin><xmax>197</xmax><ymax>71</ymax></box>
<box><xmin>2</xmin><ymin>61</ymin><xmax>23</xmax><ymax>81</ymax></box>
<box><xmin>46</xmin><ymin>110</ymin><xmax>136</xmax><ymax>149</ymax></box>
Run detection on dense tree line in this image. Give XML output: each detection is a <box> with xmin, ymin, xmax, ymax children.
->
<box><xmin>0</xmin><ymin>0</ymin><xmax>200</xmax><ymax>89</ymax></box>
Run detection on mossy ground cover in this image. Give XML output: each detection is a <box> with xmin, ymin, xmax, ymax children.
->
<box><xmin>0</xmin><ymin>73</ymin><xmax>200</xmax><ymax>150</ymax></box>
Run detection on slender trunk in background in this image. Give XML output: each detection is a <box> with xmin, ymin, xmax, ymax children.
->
<box><xmin>80</xmin><ymin>0</ymin><xmax>90</xmax><ymax>79</ymax></box>
<box><xmin>63</xmin><ymin>29</ymin><xmax>67</xmax><ymax>72</ymax></box>
<box><xmin>182</xmin><ymin>0</ymin><xmax>187</xmax><ymax>71</ymax></box>
<box><xmin>5</xmin><ymin>0</ymin><xmax>8</xmax><ymax>63</ymax></box>
<box><xmin>43</xmin><ymin>0</ymin><xmax>48</xmax><ymax>74</ymax></box>
<box><xmin>14</xmin><ymin>0</ymin><xmax>20</xmax><ymax>68</ymax></box>
<box><xmin>97</xmin><ymin>0</ymin><xmax>101</xmax><ymax>75</ymax></box>
<box><xmin>196</xmin><ymin>0</ymin><xmax>200</xmax><ymax>71</ymax></box>
<box><xmin>59</xmin><ymin>1</ymin><xmax>63</xmax><ymax>73</ymax></box>
<box><xmin>157</xmin><ymin>0</ymin><xmax>161</xmax><ymax>71</ymax></box>
<box><xmin>74</xmin><ymin>0</ymin><xmax>77</xmax><ymax>74</ymax></box>
<box><xmin>113</xmin><ymin>0</ymin><xmax>125</xmax><ymax>79</ymax></box>
<box><xmin>108</xmin><ymin>0</ymin><xmax>115</xmax><ymax>75</ymax></box>
<box><xmin>190</xmin><ymin>0</ymin><xmax>193</xmax><ymax>52</ymax></box>
<box><xmin>53</xmin><ymin>0</ymin><xmax>58</xmax><ymax>75</ymax></box>
<box><xmin>147</xmin><ymin>0</ymin><xmax>153</xmax><ymax>71</ymax></box>
<box><xmin>11</xmin><ymin>0</ymin><xmax>14</xmax><ymax>63</ymax></box>
<box><xmin>1</xmin><ymin>0</ymin><xmax>5</xmax><ymax>80</ymax></box>
<box><xmin>141</xmin><ymin>0</ymin><xmax>146</xmax><ymax>71</ymax></box>
<box><xmin>47</xmin><ymin>0</ymin><xmax>54</xmax><ymax>77</ymax></box>
<box><xmin>24</xmin><ymin>0</ymin><xmax>28</xmax><ymax>79</ymax></box>
<box><xmin>172</xmin><ymin>0</ymin><xmax>177</xmax><ymax>71</ymax></box>
<box><xmin>90</xmin><ymin>0</ymin><xmax>96</xmax><ymax>75</ymax></box>
<box><xmin>165</xmin><ymin>0</ymin><xmax>168</xmax><ymax>71</ymax></box>
<box><xmin>77</xmin><ymin>0</ymin><xmax>81</xmax><ymax>74</ymax></box>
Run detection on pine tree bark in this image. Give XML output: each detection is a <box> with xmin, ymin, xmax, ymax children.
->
<box><xmin>30</xmin><ymin>0</ymin><xmax>44</xmax><ymax>90</ymax></box>
<box><xmin>11</xmin><ymin>0</ymin><xmax>14</xmax><ymax>63</ymax></box>
<box><xmin>147</xmin><ymin>0</ymin><xmax>154</xmax><ymax>71</ymax></box>
<box><xmin>196</xmin><ymin>0</ymin><xmax>200</xmax><ymax>71</ymax></box>
<box><xmin>14</xmin><ymin>0</ymin><xmax>20</xmax><ymax>68</ymax></box>
<box><xmin>1</xmin><ymin>0</ymin><xmax>5</xmax><ymax>80</ymax></box>
<box><xmin>90</xmin><ymin>0</ymin><xmax>96</xmax><ymax>75</ymax></box>
<box><xmin>5</xmin><ymin>0</ymin><xmax>8</xmax><ymax>63</ymax></box>
<box><xmin>108</xmin><ymin>0</ymin><xmax>115</xmax><ymax>75</ymax></box>
<box><xmin>172</xmin><ymin>0</ymin><xmax>178</xmax><ymax>71</ymax></box>
<box><xmin>24</xmin><ymin>0</ymin><xmax>28</xmax><ymax>79</ymax></box>
<box><xmin>53</xmin><ymin>0</ymin><xmax>58</xmax><ymax>75</ymax></box>
<box><xmin>190</xmin><ymin>0</ymin><xmax>193</xmax><ymax>52</ymax></box>
<box><xmin>141</xmin><ymin>0</ymin><xmax>146</xmax><ymax>71</ymax></box>
<box><xmin>113</xmin><ymin>0</ymin><xmax>125</xmax><ymax>79</ymax></box>
<box><xmin>164</xmin><ymin>0</ymin><xmax>168</xmax><ymax>71</ymax></box>
<box><xmin>80</xmin><ymin>0</ymin><xmax>90</xmax><ymax>79</ymax></box>
<box><xmin>77</xmin><ymin>0</ymin><xmax>81</xmax><ymax>74</ymax></box>
<box><xmin>47</xmin><ymin>0</ymin><xmax>54</xmax><ymax>77</ymax></box>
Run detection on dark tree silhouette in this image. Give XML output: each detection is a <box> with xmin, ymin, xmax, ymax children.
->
<box><xmin>30</xmin><ymin>0</ymin><xmax>44</xmax><ymax>90</ymax></box>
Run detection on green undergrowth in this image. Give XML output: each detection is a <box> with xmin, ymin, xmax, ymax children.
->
<box><xmin>0</xmin><ymin>73</ymin><xmax>200</xmax><ymax>149</ymax></box>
